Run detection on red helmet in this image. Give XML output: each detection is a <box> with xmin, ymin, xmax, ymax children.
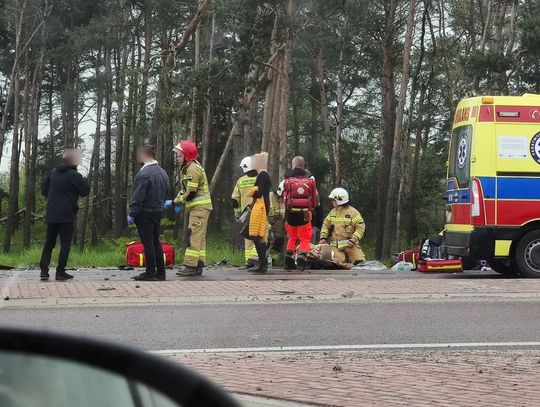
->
<box><xmin>173</xmin><ymin>140</ymin><xmax>198</xmax><ymax>161</ymax></box>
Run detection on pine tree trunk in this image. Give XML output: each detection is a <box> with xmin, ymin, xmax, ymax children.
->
<box><xmin>334</xmin><ymin>49</ymin><xmax>344</xmax><ymax>185</ymax></box>
<box><xmin>313</xmin><ymin>48</ymin><xmax>335</xmax><ymax>183</ymax></box>
<box><xmin>307</xmin><ymin>65</ymin><xmax>319</xmax><ymax>172</ymax></box>
<box><xmin>381</xmin><ymin>0</ymin><xmax>417</xmax><ymax>259</ymax></box>
<box><xmin>0</xmin><ymin>0</ymin><xmax>27</xmax><ymax>167</ymax></box>
<box><xmin>268</xmin><ymin>55</ymin><xmax>283</xmax><ymax>184</ymax></box>
<box><xmin>3</xmin><ymin>61</ymin><xmax>21</xmax><ymax>253</ymax></box>
<box><xmin>202</xmin><ymin>11</ymin><xmax>215</xmax><ymax>168</ymax></box>
<box><xmin>22</xmin><ymin>62</ymin><xmax>31</xmax><ymax>249</ymax></box>
<box><xmin>375</xmin><ymin>0</ymin><xmax>398</xmax><ymax>259</ymax></box>
<box><xmin>102</xmin><ymin>47</ymin><xmax>113</xmax><ymax>233</ymax></box>
<box><xmin>261</xmin><ymin>14</ymin><xmax>279</xmax><ymax>153</ymax></box>
<box><xmin>47</xmin><ymin>64</ymin><xmax>55</xmax><ymax>163</ymax></box>
<box><xmin>113</xmin><ymin>23</ymin><xmax>129</xmax><ymax>238</ymax></box>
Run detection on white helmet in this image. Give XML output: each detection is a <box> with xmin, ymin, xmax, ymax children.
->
<box><xmin>276</xmin><ymin>180</ymin><xmax>285</xmax><ymax>197</ymax></box>
<box><xmin>329</xmin><ymin>187</ymin><xmax>349</xmax><ymax>205</ymax></box>
<box><xmin>239</xmin><ymin>156</ymin><xmax>252</xmax><ymax>173</ymax></box>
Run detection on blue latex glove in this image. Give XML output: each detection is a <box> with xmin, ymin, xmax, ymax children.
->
<box><xmin>175</xmin><ymin>205</ymin><xmax>182</xmax><ymax>214</ymax></box>
<box><xmin>127</xmin><ymin>215</ymin><xmax>135</xmax><ymax>225</ymax></box>
<box><xmin>163</xmin><ymin>200</ymin><xmax>173</xmax><ymax>209</ymax></box>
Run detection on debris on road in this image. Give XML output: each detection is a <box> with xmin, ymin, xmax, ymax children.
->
<box><xmin>274</xmin><ymin>289</ymin><xmax>295</xmax><ymax>295</ymax></box>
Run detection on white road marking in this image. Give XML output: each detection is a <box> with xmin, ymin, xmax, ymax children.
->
<box><xmin>151</xmin><ymin>342</ymin><xmax>540</xmax><ymax>355</ymax></box>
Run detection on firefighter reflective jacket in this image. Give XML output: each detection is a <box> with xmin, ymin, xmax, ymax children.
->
<box><xmin>232</xmin><ymin>174</ymin><xmax>257</xmax><ymax>214</ymax></box>
<box><xmin>268</xmin><ymin>191</ymin><xmax>286</xmax><ymax>238</ymax></box>
<box><xmin>320</xmin><ymin>205</ymin><xmax>365</xmax><ymax>246</ymax></box>
<box><xmin>174</xmin><ymin>161</ymin><xmax>213</xmax><ymax>210</ymax></box>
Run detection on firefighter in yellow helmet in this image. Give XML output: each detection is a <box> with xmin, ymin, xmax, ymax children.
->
<box><xmin>319</xmin><ymin>188</ymin><xmax>366</xmax><ymax>265</ymax></box>
<box><xmin>232</xmin><ymin>156</ymin><xmax>259</xmax><ymax>268</ymax></box>
<box><xmin>173</xmin><ymin>140</ymin><xmax>212</xmax><ymax>276</ymax></box>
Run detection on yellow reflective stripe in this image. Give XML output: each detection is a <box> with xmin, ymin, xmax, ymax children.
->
<box><xmin>187</xmin><ymin>181</ymin><xmax>199</xmax><ymax>188</ymax></box>
<box><xmin>329</xmin><ymin>217</ymin><xmax>352</xmax><ymax>222</ymax></box>
<box><xmin>186</xmin><ymin>199</ymin><xmax>212</xmax><ymax>208</ymax></box>
<box><xmin>495</xmin><ymin>240</ymin><xmax>511</xmax><ymax>256</ymax></box>
<box><xmin>139</xmin><ymin>253</ymin><xmax>144</xmax><ymax>267</ymax></box>
<box><xmin>353</xmin><ymin>231</ymin><xmax>363</xmax><ymax>239</ymax></box>
<box><xmin>332</xmin><ymin>240</ymin><xmax>350</xmax><ymax>250</ymax></box>
<box><xmin>238</xmin><ymin>178</ymin><xmax>256</xmax><ymax>188</ymax></box>
<box><xmin>352</xmin><ymin>215</ymin><xmax>364</xmax><ymax>223</ymax></box>
<box><xmin>245</xmin><ymin>248</ymin><xmax>258</xmax><ymax>260</ymax></box>
<box><xmin>185</xmin><ymin>249</ymin><xmax>200</xmax><ymax>258</ymax></box>
<box><xmin>446</xmin><ymin>224</ymin><xmax>474</xmax><ymax>232</ymax></box>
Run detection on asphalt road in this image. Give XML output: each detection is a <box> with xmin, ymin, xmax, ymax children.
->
<box><xmin>1</xmin><ymin>301</ymin><xmax>539</xmax><ymax>350</ymax></box>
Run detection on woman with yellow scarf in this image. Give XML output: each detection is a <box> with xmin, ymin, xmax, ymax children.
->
<box><xmin>246</xmin><ymin>152</ymin><xmax>271</xmax><ymax>273</ymax></box>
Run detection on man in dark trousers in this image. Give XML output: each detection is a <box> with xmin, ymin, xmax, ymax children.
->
<box><xmin>128</xmin><ymin>145</ymin><xmax>170</xmax><ymax>281</ymax></box>
<box><xmin>40</xmin><ymin>149</ymin><xmax>90</xmax><ymax>281</ymax></box>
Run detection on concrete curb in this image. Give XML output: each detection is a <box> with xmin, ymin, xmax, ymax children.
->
<box><xmin>2</xmin><ymin>292</ymin><xmax>540</xmax><ymax>308</ymax></box>
<box><xmin>235</xmin><ymin>394</ymin><xmax>313</xmax><ymax>406</ymax></box>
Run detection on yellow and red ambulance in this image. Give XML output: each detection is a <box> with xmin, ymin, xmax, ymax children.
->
<box><xmin>445</xmin><ymin>94</ymin><xmax>540</xmax><ymax>277</ymax></box>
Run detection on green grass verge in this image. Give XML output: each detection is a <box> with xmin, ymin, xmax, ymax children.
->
<box><xmin>0</xmin><ymin>237</ymin><xmax>245</xmax><ymax>269</ymax></box>
<box><xmin>0</xmin><ymin>224</ymin><xmax>377</xmax><ymax>269</ymax></box>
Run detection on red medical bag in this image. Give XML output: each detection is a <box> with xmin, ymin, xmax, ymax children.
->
<box><xmin>416</xmin><ymin>259</ymin><xmax>462</xmax><ymax>273</ymax></box>
<box><xmin>398</xmin><ymin>249</ymin><xmax>419</xmax><ymax>268</ymax></box>
<box><xmin>125</xmin><ymin>241</ymin><xmax>175</xmax><ymax>267</ymax></box>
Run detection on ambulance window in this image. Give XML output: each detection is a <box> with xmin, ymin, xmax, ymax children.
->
<box><xmin>448</xmin><ymin>125</ymin><xmax>472</xmax><ymax>188</ymax></box>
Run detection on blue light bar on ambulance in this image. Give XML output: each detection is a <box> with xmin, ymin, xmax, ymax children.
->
<box><xmin>497</xmin><ymin>111</ymin><xmax>520</xmax><ymax>118</ymax></box>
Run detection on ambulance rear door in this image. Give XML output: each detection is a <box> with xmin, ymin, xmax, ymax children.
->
<box><xmin>447</xmin><ymin>124</ymin><xmax>473</xmax><ymax>225</ymax></box>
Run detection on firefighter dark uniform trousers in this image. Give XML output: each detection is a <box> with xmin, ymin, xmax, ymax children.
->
<box><xmin>174</xmin><ymin>161</ymin><xmax>212</xmax><ymax>268</ymax></box>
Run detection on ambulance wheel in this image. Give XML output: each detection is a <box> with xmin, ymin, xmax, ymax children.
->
<box><xmin>489</xmin><ymin>260</ymin><xmax>518</xmax><ymax>276</ymax></box>
<box><xmin>515</xmin><ymin>230</ymin><xmax>540</xmax><ymax>278</ymax></box>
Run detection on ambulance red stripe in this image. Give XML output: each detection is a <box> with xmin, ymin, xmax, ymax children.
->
<box><xmin>497</xmin><ymin>200</ymin><xmax>540</xmax><ymax>225</ymax></box>
<box><xmin>452</xmin><ymin>203</ymin><xmax>471</xmax><ymax>224</ymax></box>
<box><xmin>478</xmin><ymin>105</ymin><xmax>540</xmax><ymax>123</ymax></box>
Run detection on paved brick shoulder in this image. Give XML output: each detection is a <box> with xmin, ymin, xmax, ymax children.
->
<box><xmin>171</xmin><ymin>350</ymin><xmax>540</xmax><ymax>406</ymax></box>
<box><xmin>2</xmin><ymin>273</ymin><xmax>540</xmax><ymax>305</ymax></box>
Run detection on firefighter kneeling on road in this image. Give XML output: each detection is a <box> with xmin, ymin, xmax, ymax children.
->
<box><xmin>319</xmin><ymin>188</ymin><xmax>366</xmax><ymax>265</ymax></box>
<box><xmin>171</xmin><ymin>140</ymin><xmax>212</xmax><ymax>276</ymax></box>
<box><xmin>232</xmin><ymin>157</ymin><xmax>259</xmax><ymax>268</ymax></box>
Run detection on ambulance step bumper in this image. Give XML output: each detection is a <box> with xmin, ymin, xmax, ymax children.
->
<box><xmin>445</xmin><ymin>228</ymin><xmax>496</xmax><ymax>260</ymax></box>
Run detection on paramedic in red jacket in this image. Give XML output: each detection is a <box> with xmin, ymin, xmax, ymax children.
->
<box><xmin>283</xmin><ymin>156</ymin><xmax>318</xmax><ymax>271</ymax></box>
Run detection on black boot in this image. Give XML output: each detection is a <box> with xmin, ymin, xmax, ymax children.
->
<box><xmin>55</xmin><ymin>271</ymin><xmax>74</xmax><ymax>281</ymax></box>
<box><xmin>284</xmin><ymin>252</ymin><xmax>297</xmax><ymax>271</ymax></box>
<box><xmin>248</xmin><ymin>260</ymin><xmax>268</xmax><ymax>274</ymax></box>
<box><xmin>155</xmin><ymin>271</ymin><xmax>166</xmax><ymax>281</ymax></box>
<box><xmin>196</xmin><ymin>261</ymin><xmax>204</xmax><ymax>275</ymax></box>
<box><xmin>176</xmin><ymin>265</ymin><xmax>199</xmax><ymax>276</ymax></box>
<box><xmin>245</xmin><ymin>259</ymin><xmax>258</xmax><ymax>269</ymax></box>
<box><xmin>40</xmin><ymin>269</ymin><xmax>49</xmax><ymax>281</ymax></box>
<box><xmin>297</xmin><ymin>253</ymin><xmax>308</xmax><ymax>271</ymax></box>
<box><xmin>133</xmin><ymin>271</ymin><xmax>157</xmax><ymax>281</ymax></box>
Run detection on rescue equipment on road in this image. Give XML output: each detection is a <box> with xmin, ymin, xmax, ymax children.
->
<box><xmin>125</xmin><ymin>241</ymin><xmax>175</xmax><ymax>267</ymax></box>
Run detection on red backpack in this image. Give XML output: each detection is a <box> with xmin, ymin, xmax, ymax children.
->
<box><xmin>283</xmin><ymin>177</ymin><xmax>317</xmax><ymax>212</ymax></box>
<box><xmin>125</xmin><ymin>241</ymin><xmax>175</xmax><ymax>267</ymax></box>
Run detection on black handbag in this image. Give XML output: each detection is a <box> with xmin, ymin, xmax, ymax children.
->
<box><xmin>238</xmin><ymin>206</ymin><xmax>252</xmax><ymax>238</ymax></box>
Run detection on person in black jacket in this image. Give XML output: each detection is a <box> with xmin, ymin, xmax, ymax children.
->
<box><xmin>39</xmin><ymin>149</ymin><xmax>90</xmax><ymax>281</ymax></box>
<box><xmin>128</xmin><ymin>145</ymin><xmax>170</xmax><ymax>281</ymax></box>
